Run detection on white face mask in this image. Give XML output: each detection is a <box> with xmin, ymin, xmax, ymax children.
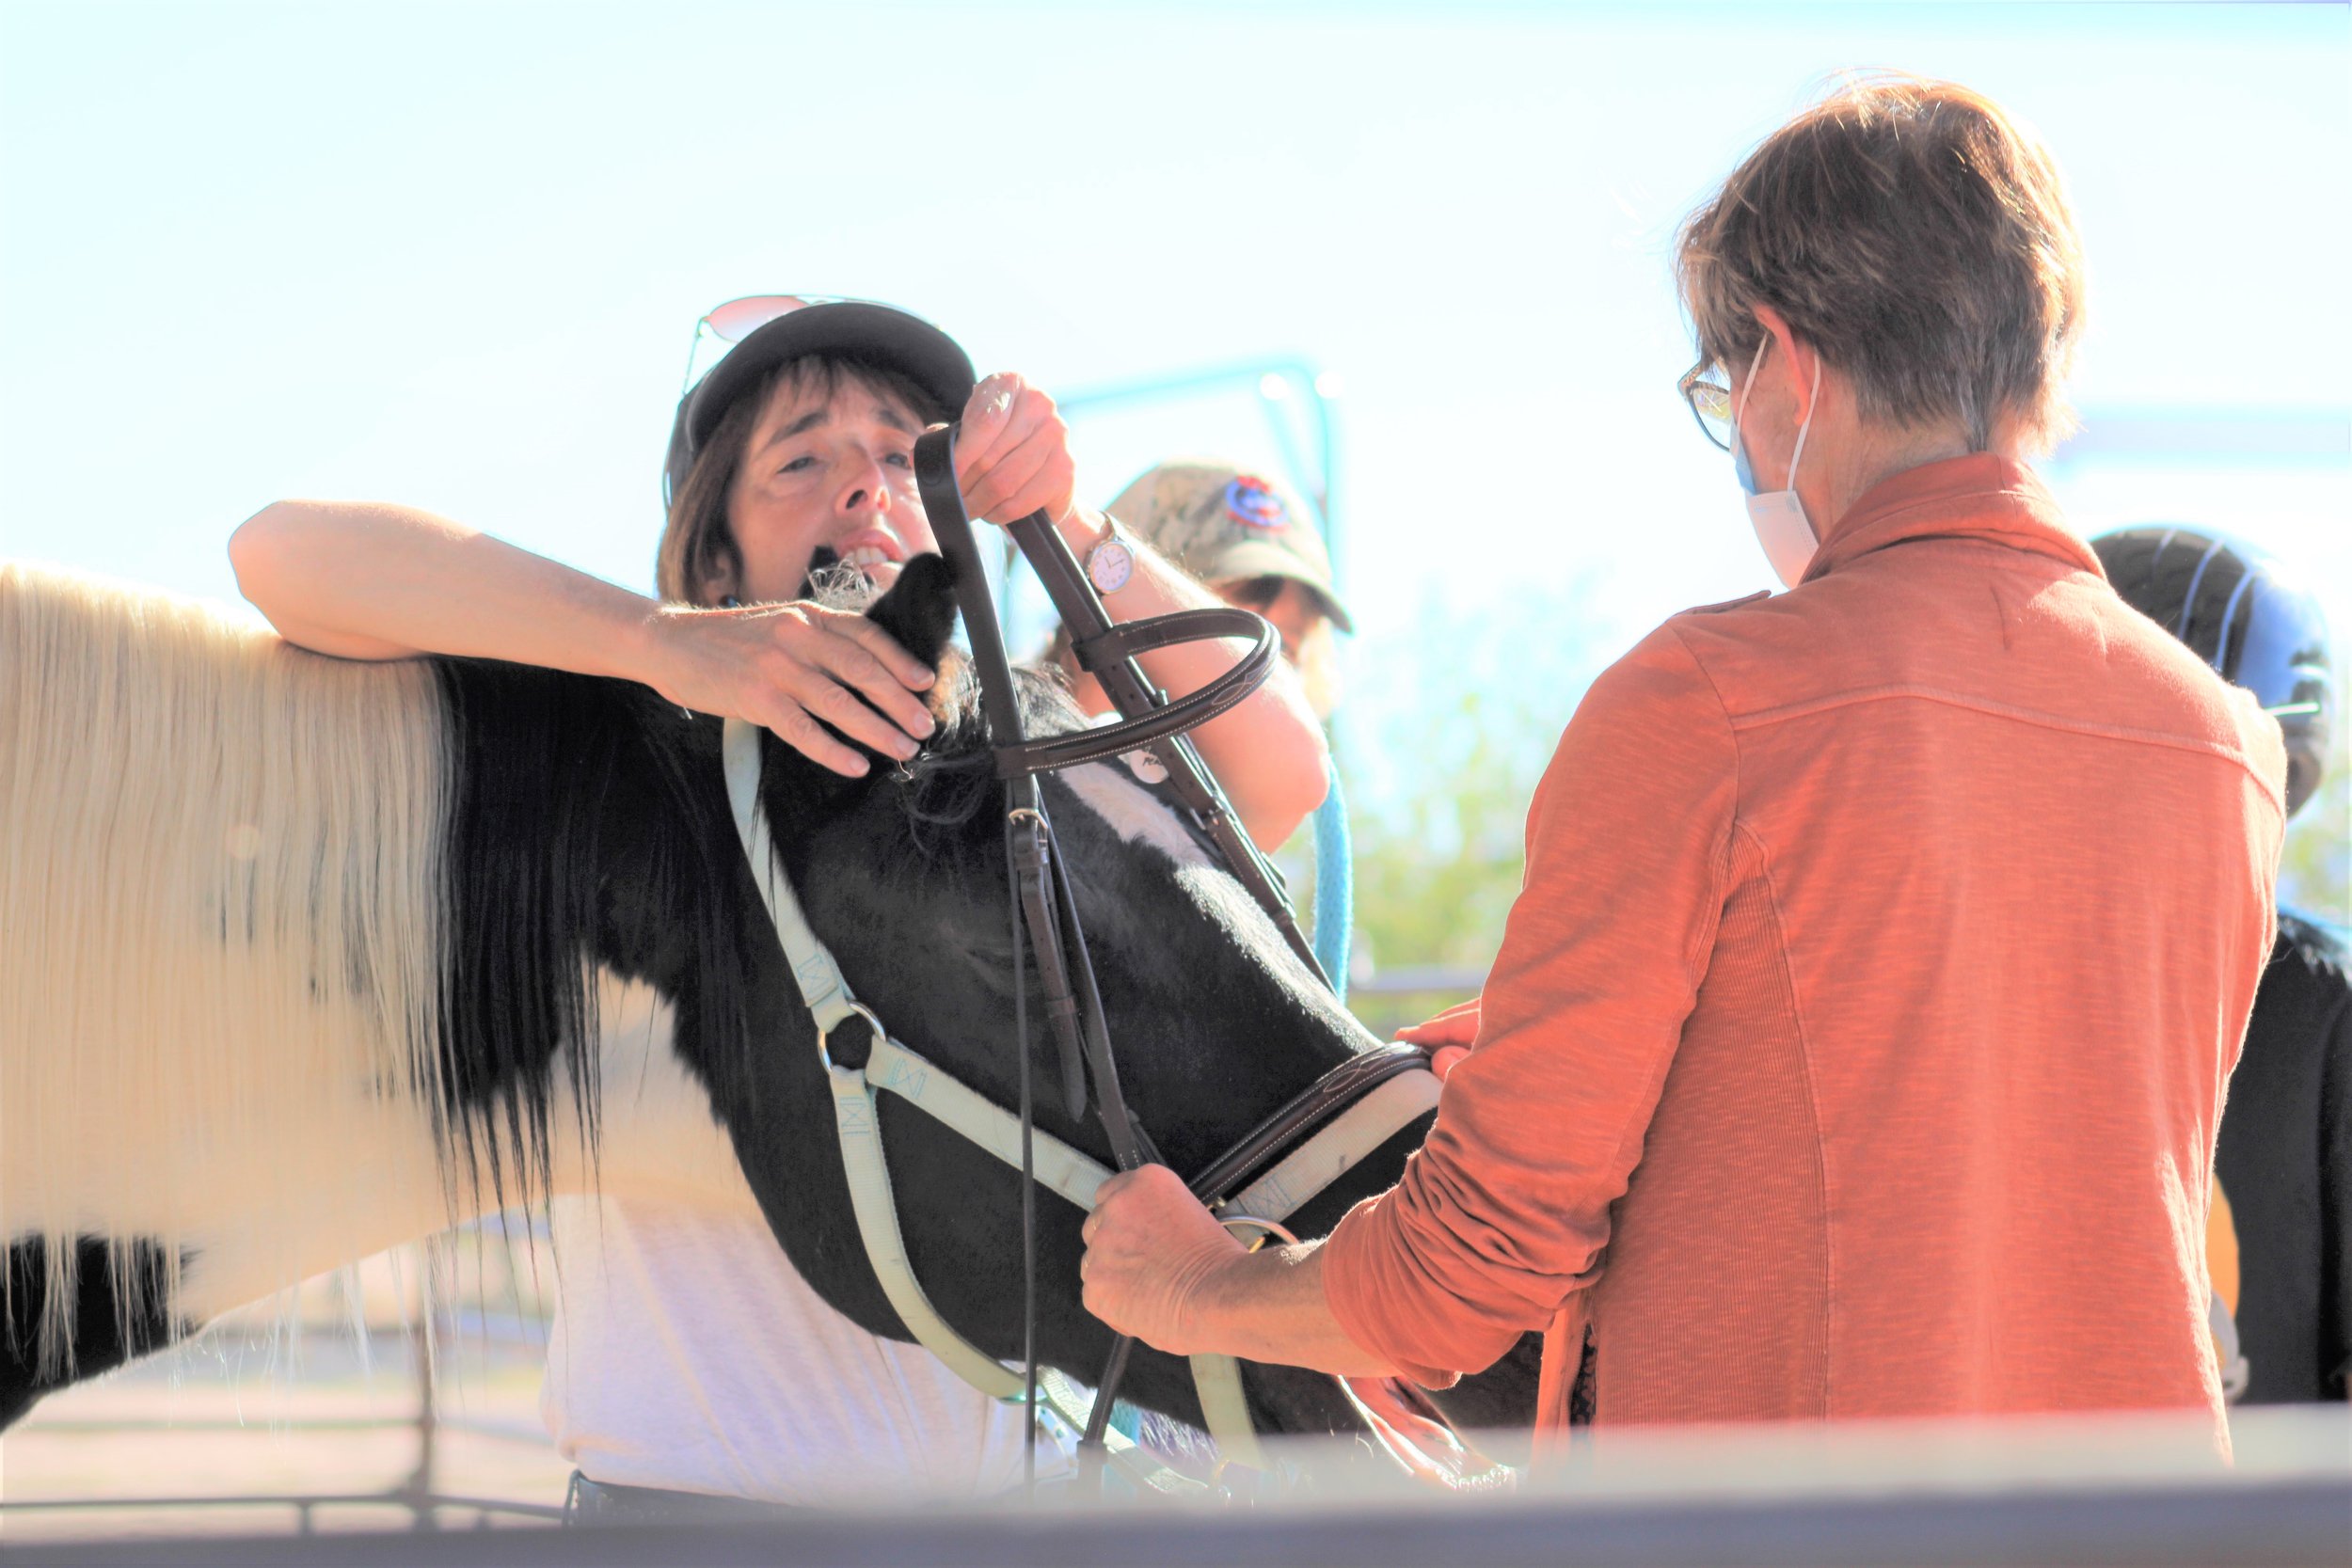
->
<box><xmin>1732</xmin><ymin>336</ymin><xmax>1824</xmax><ymax>590</ymax></box>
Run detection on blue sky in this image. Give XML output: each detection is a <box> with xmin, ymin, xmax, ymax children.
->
<box><xmin>3</xmin><ymin>1</ymin><xmax>2345</xmax><ymax>783</ymax></box>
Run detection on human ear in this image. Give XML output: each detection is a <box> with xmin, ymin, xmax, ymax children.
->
<box><xmin>1749</xmin><ymin>305</ymin><xmax>1818</xmax><ymax>425</ymax></box>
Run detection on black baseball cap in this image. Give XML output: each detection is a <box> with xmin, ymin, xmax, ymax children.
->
<box><xmin>661</xmin><ymin>299</ymin><xmax>977</xmax><ymax>504</ymax></box>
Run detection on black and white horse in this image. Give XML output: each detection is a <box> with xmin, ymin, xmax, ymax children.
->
<box><xmin>0</xmin><ymin>554</ymin><xmax>1534</xmax><ymax>1448</ymax></box>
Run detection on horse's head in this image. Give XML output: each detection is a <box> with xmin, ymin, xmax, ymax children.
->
<box><xmin>695</xmin><ymin>555</ymin><xmax>1534</xmax><ymax>1452</ymax></box>
<box><xmin>772</xmin><ymin>554</ymin><xmax>1377</xmax><ymax>1175</ymax></box>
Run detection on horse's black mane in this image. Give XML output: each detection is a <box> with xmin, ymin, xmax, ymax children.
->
<box><xmin>427</xmin><ymin>656</ymin><xmax>755</xmax><ymax>1212</ymax></box>
<box><xmin>422</xmin><ymin>578</ymin><xmax>1089</xmax><ymax>1213</ymax></box>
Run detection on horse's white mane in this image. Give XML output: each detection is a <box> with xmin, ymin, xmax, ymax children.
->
<box><xmin>1</xmin><ymin>562</ymin><xmax>451</xmax><ymax>1371</ymax></box>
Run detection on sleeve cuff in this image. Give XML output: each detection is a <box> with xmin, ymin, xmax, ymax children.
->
<box><xmin>1322</xmin><ymin>1196</ymin><xmax>1467</xmax><ymax>1390</ymax></box>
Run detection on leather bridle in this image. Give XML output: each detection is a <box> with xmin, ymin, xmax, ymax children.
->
<box><xmin>912</xmin><ymin>423</ymin><xmax>1435</xmax><ymax>1485</ymax></box>
<box><xmin>721</xmin><ymin>427</ymin><xmax>1440</xmax><ymax>1495</ymax></box>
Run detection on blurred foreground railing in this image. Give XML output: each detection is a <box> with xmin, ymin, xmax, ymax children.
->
<box><xmin>8</xmin><ymin>1405</ymin><xmax>2344</xmax><ymax>1567</ymax></box>
<box><xmin>0</xmin><ymin>1491</ymin><xmax>564</xmax><ymax>1537</ymax></box>
<box><xmin>1</xmin><ymin>1224</ymin><xmax>566</xmax><ymax>1541</ymax></box>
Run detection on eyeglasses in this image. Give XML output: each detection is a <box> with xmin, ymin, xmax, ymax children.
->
<box><xmin>679</xmin><ymin>293</ymin><xmax>861</xmax><ymax>394</ymax></box>
<box><xmin>1678</xmin><ymin>360</ymin><xmax>1736</xmax><ymax>451</ymax></box>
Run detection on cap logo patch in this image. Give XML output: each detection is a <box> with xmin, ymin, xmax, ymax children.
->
<box><xmin>1222</xmin><ymin>476</ymin><xmax>1288</xmax><ymax>532</ymax></box>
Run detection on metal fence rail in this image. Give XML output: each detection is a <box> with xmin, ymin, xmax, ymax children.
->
<box><xmin>2</xmin><ymin>1235</ymin><xmax>566</xmax><ymax>1539</ymax></box>
<box><xmin>8</xmin><ymin>1408</ymin><xmax>2345</xmax><ymax>1567</ymax></box>
<box><xmin>2</xmin><ymin>1492</ymin><xmax>565</xmax><ymax>1537</ymax></box>
<box><xmin>7</xmin><ymin>1474</ymin><xmax>2345</xmax><ymax>1567</ymax></box>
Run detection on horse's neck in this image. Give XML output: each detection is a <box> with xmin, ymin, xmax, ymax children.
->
<box><xmin>166</xmin><ymin>971</ymin><xmax>749</xmax><ymax>1323</ymax></box>
<box><xmin>0</xmin><ymin>580</ymin><xmax>760</xmax><ymax>1356</ymax></box>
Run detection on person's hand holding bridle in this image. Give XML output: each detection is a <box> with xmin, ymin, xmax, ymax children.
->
<box><xmin>952</xmin><ymin>372</ymin><xmax>1089</xmax><ymax>534</ymax></box>
<box><xmin>1080</xmin><ymin>1164</ymin><xmax>1248</xmax><ymax>1354</ymax></box>
<box><xmin>639</xmin><ymin>599</ymin><xmax>939</xmax><ymax>779</ymax></box>
<box><xmin>1396</xmin><ymin>998</ymin><xmax>1481</xmax><ymax>1082</ymax></box>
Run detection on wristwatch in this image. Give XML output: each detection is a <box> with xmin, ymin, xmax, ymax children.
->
<box><xmin>1083</xmin><ymin>514</ymin><xmax>1135</xmax><ymax>595</ymax></box>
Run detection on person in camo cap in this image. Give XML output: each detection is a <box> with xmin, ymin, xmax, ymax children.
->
<box><xmin>1058</xmin><ymin>459</ymin><xmax>1351</xmax><ymax>720</ymax></box>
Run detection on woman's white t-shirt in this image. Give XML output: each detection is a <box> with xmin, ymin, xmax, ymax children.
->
<box><xmin>541</xmin><ymin>1194</ymin><xmax>1068</xmax><ymax>1504</ymax></box>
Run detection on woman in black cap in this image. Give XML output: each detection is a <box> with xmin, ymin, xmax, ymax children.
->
<box><xmin>230</xmin><ymin>297</ymin><xmax>1332</xmax><ymax>1513</ymax></box>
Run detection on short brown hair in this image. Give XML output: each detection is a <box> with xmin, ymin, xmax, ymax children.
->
<box><xmin>654</xmin><ymin>356</ymin><xmax>946</xmax><ymax>607</ymax></box>
<box><xmin>1677</xmin><ymin>74</ymin><xmax>2086</xmax><ymax>453</ymax></box>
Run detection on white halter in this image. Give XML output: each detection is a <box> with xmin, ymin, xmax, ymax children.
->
<box><xmin>720</xmin><ymin>719</ymin><xmax>1439</xmax><ymax>1487</ymax></box>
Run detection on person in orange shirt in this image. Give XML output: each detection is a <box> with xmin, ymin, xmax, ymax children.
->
<box><xmin>1078</xmin><ymin>74</ymin><xmax>2286</xmax><ymax>1452</ymax></box>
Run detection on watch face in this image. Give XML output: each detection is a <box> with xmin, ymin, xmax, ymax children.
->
<box><xmin>1089</xmin><ymin>538</ymin><xmax>1135</xmax><ymax>594</ymax></box>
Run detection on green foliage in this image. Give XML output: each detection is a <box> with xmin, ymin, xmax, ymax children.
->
<box><xmin>1343</xmin><ymin>690</ymin><xmax>1552</xmax><ymax>1037</ymax></box>
<box><xmin>1349</xmin><ymin>704</ymin><xmax>1534</xmax><ymax>970</ymax></box>
<box><xmin>1330</xmin><ymin>587</ymin><xmax>1617</xmax><ymax>1038</ymax></box>
<box><xmin>2279</xmin><ymin>730</ymin><xmax>2348</xmax><ymax>927</ymax></box>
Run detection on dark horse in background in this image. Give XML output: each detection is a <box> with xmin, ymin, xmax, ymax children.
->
<box><xmin>0</xmin><ymin>554</ymin><xmax>1534</xmax><ymax>1456</ymax></box>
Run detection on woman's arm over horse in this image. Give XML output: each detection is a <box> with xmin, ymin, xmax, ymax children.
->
<box><xmin>230</xmin><ymin>499</ymin><xmax>943</xmax><ymax>773</ymax></box>
<box><xmin>232</xmin><ymin>499</ymin><xmax>650</xmax><ymax>668</ymax></box>
<box><xmin>957</xmin><ymin>374</ymin><xmax>1331</xmax><ymax>850</ymax></box>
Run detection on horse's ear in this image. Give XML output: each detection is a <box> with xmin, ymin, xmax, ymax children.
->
<box><xmin>866</xmin><ymin>552</ymin><xmax>960</xmax><ymax>670</ymax></box>
<box><xmin>757</xmin><ymin>552</ymin><xmax>962</xmax><ymax>823</ymax></box>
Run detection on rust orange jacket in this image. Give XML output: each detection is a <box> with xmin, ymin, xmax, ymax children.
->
<box><xmin>1322</xmin><ymin>456</ymin><xmax>2285</xmax><ymax>1443</ymax></box>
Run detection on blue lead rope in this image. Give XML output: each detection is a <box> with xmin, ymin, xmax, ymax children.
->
<box><xmin>1311</xmin><ymin>755</ymin><xmax>1351</xmax><ymax>1002</ymax></box>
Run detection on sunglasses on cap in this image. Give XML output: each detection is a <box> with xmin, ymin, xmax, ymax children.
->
<box><xmin>678</xmin><ymin>294</ymin><xmax>887</xmax><ymax>394</ymax></box>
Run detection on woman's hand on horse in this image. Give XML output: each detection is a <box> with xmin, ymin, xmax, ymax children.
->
<box><xmin>642</xmin><ymin>602</ymin><xmax>937</xmax><ymax>778</ymax></box>
<box><xmin>954</xmin><ymin>372</ymin><xmax>1080</xmax><ymax>529</ymax></box>
<box><xmin>1080</xmin><ymin>1164</ymin><xmax>1248</xmax><ymax>1354</ymax></box>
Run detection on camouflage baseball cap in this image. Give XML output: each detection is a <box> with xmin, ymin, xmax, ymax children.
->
<box><xmin>1104</xmin><ymin>459</ymin><xmax>1353</xmax><ymax>633</ymax></box>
